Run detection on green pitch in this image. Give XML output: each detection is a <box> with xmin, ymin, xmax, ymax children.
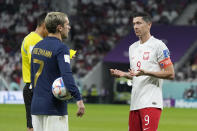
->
<box><xmin>0</xmin><ymin>104</ymin><xmax>197</xmax><ymax>131</ymax></box>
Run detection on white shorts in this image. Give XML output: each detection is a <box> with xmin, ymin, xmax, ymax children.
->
<box><xmin>32</xmin><ymin>115</ymin><xmax>68</xmax><ymax>131</ymax></box>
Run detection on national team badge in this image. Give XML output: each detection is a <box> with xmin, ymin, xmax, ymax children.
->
<box><xmin>143</xmin><ymin>52</ymin><xmax>150</xmax><ymax>60</ymax></box>
<box><xmin>163</xmin><ymin>49</ymin><xmax>170</xmax><ymax>58</ymax></box>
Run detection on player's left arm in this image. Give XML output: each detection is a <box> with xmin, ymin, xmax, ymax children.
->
<box><xmin>136</xmin><ymin>64</ymin><xmax>175</xmax><ymax>80</ymax></box>
<box><xmin>57</xmin><ymin>45</ymin><xmax>82</xmax><ymax>101</ymax></box>
<box><xmin>130</xmin><ymin>43</ymin><xmax>175</xmax><ymax>80</ymax></box>
<box><xmin>145</xmin><ymin>42</ymin><xmax>175</xmax><ymax>80</ymax></box>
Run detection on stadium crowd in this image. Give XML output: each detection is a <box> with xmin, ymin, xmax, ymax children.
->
<box><xmin>69</xmin><ymin>0</ymin><xmax>189</xmax><ymax>77</ymax></box>
<box><xmin>189</xmin><ymin>9</ymin><xmax>197</xmax><ymax>25</ymax></box>
<box><xmin>0</xmin><ymin>0</ymin><xmax>194</xmax><ymax>91</ymax></box>
<box><xmin>0</xmin><ymin>0</ymin><xmax>52</xmax><ymax>90</ymax></box>
<box><xmin>175</xmin><ymin>52</ymin><xmax>197</xmax><ymax>82</ymax></box>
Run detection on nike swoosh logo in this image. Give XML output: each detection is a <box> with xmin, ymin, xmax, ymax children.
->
<box><xmin>144</xmin><ymin>127</ymin><xmax>150</xmax><ymax>130</ymax></box>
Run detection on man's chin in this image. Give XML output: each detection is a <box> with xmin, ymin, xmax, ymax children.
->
<box><xmin>135</xmin><ymin>34</ymin><xmax>140</xmax><ymax>37</ymax></box>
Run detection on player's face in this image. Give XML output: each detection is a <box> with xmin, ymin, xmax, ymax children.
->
<box><xmin>133</xmin><ymin>17</ymin><xmax>151</xmax><ymax>38</ymax></box>
<box><xmin>61</xmin><ymin>17</ymin><xmax>71</xmax><ymax>39</ymax></box>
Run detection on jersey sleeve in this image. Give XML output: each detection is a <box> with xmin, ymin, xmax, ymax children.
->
<box><xmin>27</xmin><ymin>43</ymin><xmax>35</xmax><ymax>63</ymax></box>
<box><xmin>56</xmin><ymin>45</ymin><xmax>82</xmax><ymax>101</ymax></box>
<box><xmin>157</xmin><ymin>42</ymin><xmax>172</xmax><ymax>68</ymax></box>
<box><xmin>129</xmin><ymin>46</ymin><xmax>132</xmax><ymax>69</ymax></box>
<box><xmin>22</xmin><ymin>37</ymin><xmax>34</xmax><ymax>64</ymax></box>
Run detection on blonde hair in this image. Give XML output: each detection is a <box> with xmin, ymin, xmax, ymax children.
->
<box><xmin>45</xmin><ymin>12</ymin><xmax>67</xmax><ymax>33</ymax></box>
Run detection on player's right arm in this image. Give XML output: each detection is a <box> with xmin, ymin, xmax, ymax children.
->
<box><xmin>109</xmin><ymin>69</ymin><xmax>133</xmax><ymax>79</ymax></box>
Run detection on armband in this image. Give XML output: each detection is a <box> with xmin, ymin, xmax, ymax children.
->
<box><xmin>159</xmin><ymin>58</ymin><xmax>172</xmax><ymax>68</ymax></box>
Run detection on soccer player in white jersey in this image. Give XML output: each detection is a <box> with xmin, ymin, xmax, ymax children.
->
<box><xmin>110</xmin><ymin>12</ymin><xmax>175</xmax><ymax>131</ymax></box>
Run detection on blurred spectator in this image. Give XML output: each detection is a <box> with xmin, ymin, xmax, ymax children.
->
<box><xmin>0</xmin><ymin>74</ymin><xmax>9</xmax><ymax>91</ymax></box>
<box><xmin>0</xmin><ymin>0</ymin><xmax>52</xmax><ymax>90</ymax></box>
<box><xmin>183</xmin><ymin>85</ymin><xmax>196</xmax><ymax>99</ymax></box>
<box><xmin>86</xmin><ymin>84</ymin><xmax>99</xmax><ymax>103</ymax></box>
<box><xmin>70</xmin><ymin>0</ymin><xmax>190</xmax><ymax>77</ymax></box>
<box><xmin>189</xmin><ymin>9</ymin><xmax>197</xmax><ymax>25</ymax></box>
<box><xmin>176</xmin><ymin>51</ymin><xmax>197</xmax><ymax>82</ymax></box>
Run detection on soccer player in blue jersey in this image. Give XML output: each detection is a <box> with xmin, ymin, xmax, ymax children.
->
<box><xmin>30</xmin><ymin>12</ymin><xmax>85</xmax><ymax>131</ymax></box>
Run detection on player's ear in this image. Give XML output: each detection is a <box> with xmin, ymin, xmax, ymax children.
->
<box><xmin>148</xmin><ymin>22</ymin><xmax>152</xmax><ymax>28</ymax></box>
<box><xmin>147</xmin><ymin>22</ymin><xmax>152</xmax><ymax>30</ymax></box>
<box><xmin>57</xmin><ymin>25</ymin><xmax>62</xmax><ymax>32</ymax></box>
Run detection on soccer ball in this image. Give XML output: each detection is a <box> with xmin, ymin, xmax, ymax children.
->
<box><xmin>52</xmin><ymin>77</ymin><xmax>72</xmax><ymax>100</ymax></box>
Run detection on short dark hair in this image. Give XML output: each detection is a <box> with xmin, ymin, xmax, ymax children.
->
<box><xmin>37</xmin><ymin>13</ymin><xmax>47</xmax><ymax>27</ymax></box>
<box><xmin>132</xmin><ymin>12</ymin><xmax>152</xmax><ymax>23</ymax></box>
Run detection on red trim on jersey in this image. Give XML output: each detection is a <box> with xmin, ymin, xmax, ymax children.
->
<box><xmin>159</xmin><ymin>57</ymin><xmax>172</xmax><ymax>68</ymax></box>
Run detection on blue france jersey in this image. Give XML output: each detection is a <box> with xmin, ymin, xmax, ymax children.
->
<box><xmin>31</xmin><ymin>36</ymin><xmax>82</xmax><ymax>115</ymax></box>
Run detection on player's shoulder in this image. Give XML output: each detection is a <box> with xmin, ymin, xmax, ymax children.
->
<box><xmin>23</xmin><ymin>32</ymin><xmax>42</xmax><ymax>47</ymax></box>
<box><xmin>24</xmin><ymin>32</ymin><xmax>41</xmax><ymax>41</ymax></box>
<box><xmin>54</xmin><ymin>42</ymin><xmax>69</xmax><ymax>55</ymax></box>
<box><xmin>151</xmin><ymin>36</ymin><xmax>165</xmax><ymax>46</ymax></box>
<box><xmin>150</xmin><ymin>36</ymin><xmax>167</xmax><ymax>49</ymax></box>
<box><xmin>129</xmin><ymin>40</ymin><xmax>139</xmax><ymax>49</ymax></box>
<box><xmin>57</xmin><ymin>42</ymin><xmax>69</xmax><ymax>53</ymax></box>
<box><xmin>48</xmin><ymin>37</ymin><xmax>69</xmax><ymax>50</ymax></box>
<box><xmin>39</xmin><ymin>37</ymin><xmax>69</xmax><ymax>53</ymax></box>
<box><xmin>23</xmin><ymin>32</ymin><xmax>32</xmax><ymax>44</ymax></box>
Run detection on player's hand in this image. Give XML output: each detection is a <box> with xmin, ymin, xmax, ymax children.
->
<box><xmin>110</xmin><ymin>69</ymin><xmax>125</xmax><ymax>77</ymax></box>
<box><xmin>135</xmin><ymin>69</ymin><xmax>146</xmax><ymax>76</ymax></box>
<box><xmin>129</xmin><ymin>69</ymin><xmax>146</xmax><ymax>77</ymax></box>
<box><xmin>128</xmin><ymin>69</ymin><xmax>135</xmax><ymax>76</ymax></box>
<box><xmin>76</xmin><ymin>100</ymin><xmax>85</xmax><ymax>117</ymax></box>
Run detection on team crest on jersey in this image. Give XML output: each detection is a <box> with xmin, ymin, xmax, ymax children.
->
<box><xmin>143</xmin><ymin>52</ymin><xmax>150</xmax><ymax>60</ymax></box>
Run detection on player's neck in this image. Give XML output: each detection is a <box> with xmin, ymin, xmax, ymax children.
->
<box><xmin>35</xmin><ymin>27</ymin><xmax>44</xmax><ymax>38</ymax></box>
<box><xmin>139</xmin><ymin>33</ymin><xmax>151</xmax><ymax>44</ymax></box>
<box><xmin>48</xmin><ymin>33</ymin><xmax>62</xmax><ymax>41</ymax></box>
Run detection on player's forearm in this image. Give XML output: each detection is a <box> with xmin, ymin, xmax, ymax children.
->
<box><xmin>123</xmin><ymin>72</ymin><xmax>133</xmax><ymax>80</ymax></box>
<box><xmin>62</xmin><ymin>73</ymin><xmax>82</xmax><ymax>101</ymax></box>
<box><xmin>145</xmin><ymin>70</ymin><xmax>174</xmax><ymax>80</ymax></box>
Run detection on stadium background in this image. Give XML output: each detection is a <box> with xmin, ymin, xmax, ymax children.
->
<box><xmin>0</xmin><ymin>0</ymin><xmax>197</xmax><ymax>130</ymax></box>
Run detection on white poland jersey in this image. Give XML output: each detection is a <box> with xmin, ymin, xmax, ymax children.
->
<box><xmin>129</xmin><ymin>36</ymin><xmax>170</xmax><ymax>111</ymax></box>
